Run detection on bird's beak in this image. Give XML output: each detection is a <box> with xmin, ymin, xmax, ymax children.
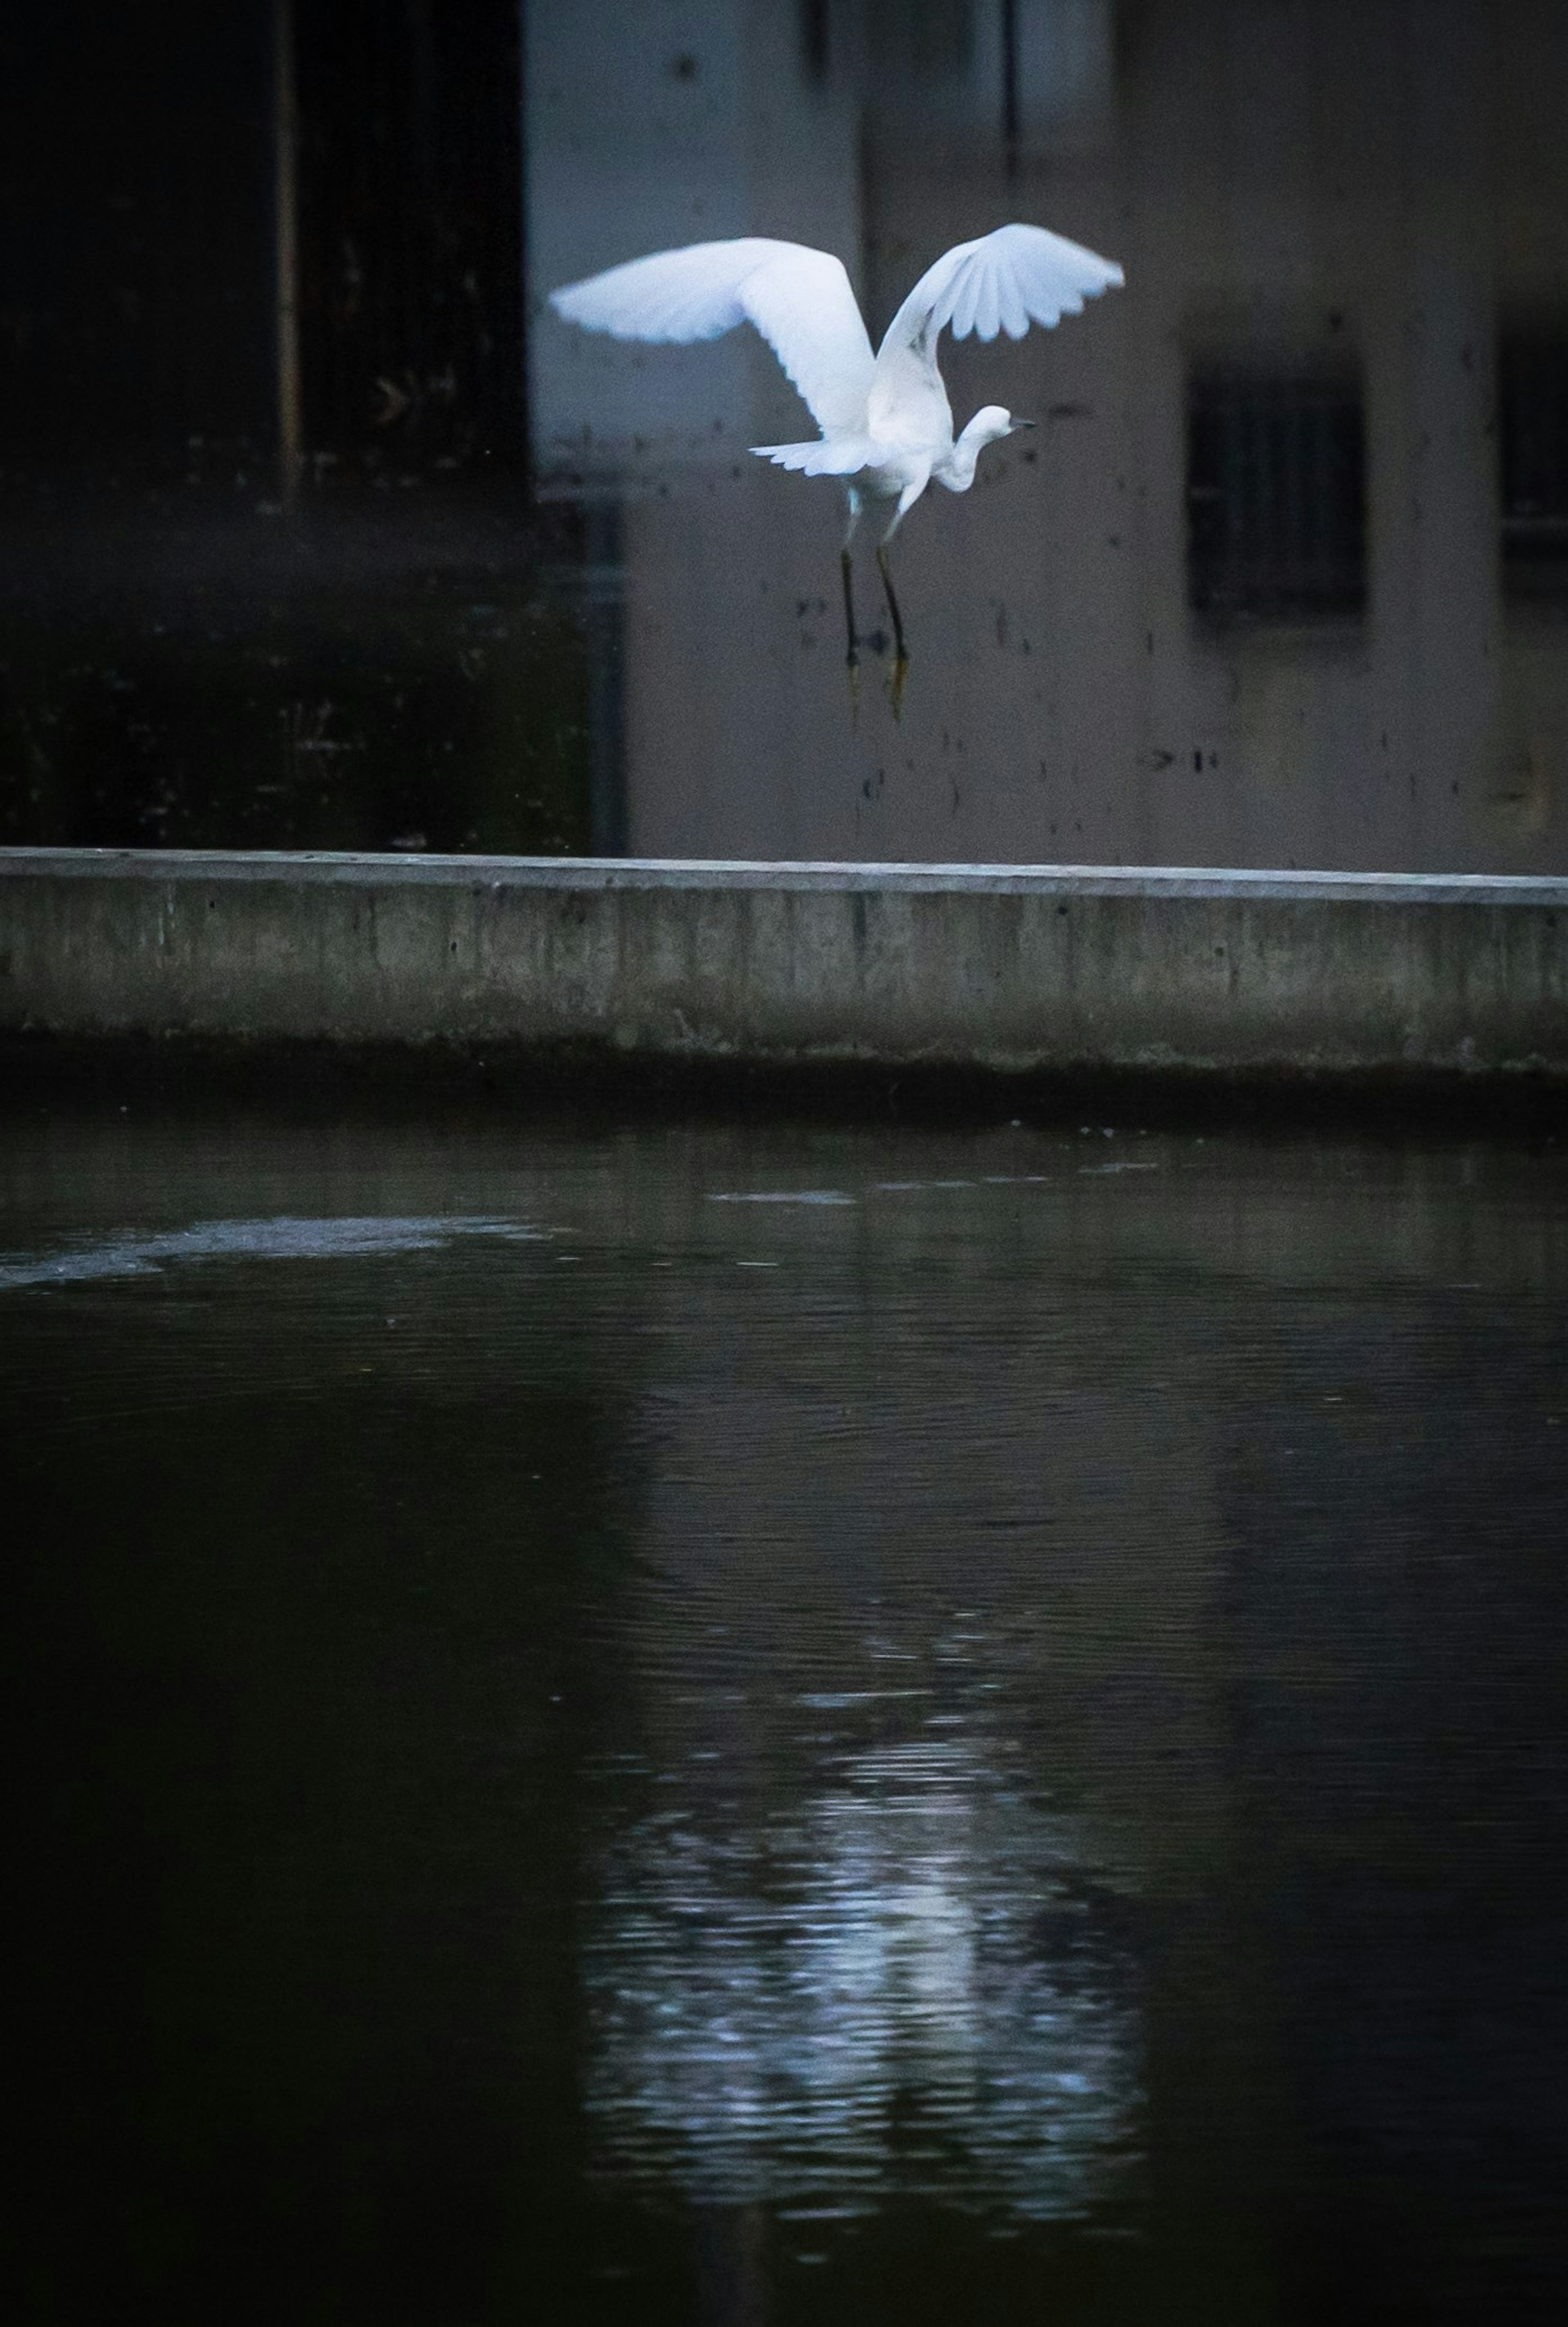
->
<box><xmin>1008</xmin><ymin>417</ymin><xmax>1037</xmax><ymax>434</ymax></box>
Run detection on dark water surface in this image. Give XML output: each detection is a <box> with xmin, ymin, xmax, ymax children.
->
<box><xmin>4</xmin><ymin>1107</ymin><xmax>1568</xmax><ymax>2323</ymax></box>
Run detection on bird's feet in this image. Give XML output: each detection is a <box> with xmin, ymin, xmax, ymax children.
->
<box><xmin>846</xmin><ymin>647</ymin><xmax>861</xmax><ymax>723</ymax></box>
<box><xmin>888</xmin><ymin>653</ymin><xmax>909</xmax><ymax>720</ymax></box>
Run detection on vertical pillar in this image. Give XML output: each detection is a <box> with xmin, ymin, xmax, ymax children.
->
<box><xmin>273</xmin><ymin>0</ymin><xmax>303</xmax><ymax>510</ymax></box>
<box><xmin>1370</xmin><ymin>0</ymin><xmax>1499</xmax><ymax>868</ymax></box>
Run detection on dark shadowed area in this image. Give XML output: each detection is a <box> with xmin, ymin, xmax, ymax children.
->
<box><xmin>3</xmin><ymin>1102</ymin><xmax>1566</xmax><ymax>2323</ymax></box>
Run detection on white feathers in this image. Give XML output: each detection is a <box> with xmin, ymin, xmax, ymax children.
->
<box><xmin>550</xmin><ymin>221</ymin><xmax>1122</xmax><ymax>683</ymax></box>
<box><xmin>550</xmin><ymin>221</ymin><xmax>1122</xmax><ymax>520</ymax></box>
<box><xmin>751</xmin><ymin>435</ymin><xmax>890</xmax><ymax>476</ymax></box>
<box><xmin>549</xmin><ymin>238</ymin><xmax>875</xmax><ymax>437</ymax></box>
<box><xmin>879</xmin><ymin>223</ymin><xmax>1124</xmax><ymax>357</ymax></box>
<box><xmin>550</xmin><ymin>223</ymin><xmax>1122</xmax><ymax>451</ymax></box>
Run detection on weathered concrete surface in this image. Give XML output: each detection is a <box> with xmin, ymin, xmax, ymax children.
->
<box><xmin>2</xmin><ymin>849</ymin><xmax>1566</xmax><ymax>1082</ymax></box>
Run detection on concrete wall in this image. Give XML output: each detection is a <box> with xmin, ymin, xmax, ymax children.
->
<box><xmin>3</xmin><ymin>850</ymin><xmax>1564</xmax><ymax>1082</ymax></box>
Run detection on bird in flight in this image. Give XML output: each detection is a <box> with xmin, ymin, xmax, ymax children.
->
<box><xmin>550</xmin><ymin>223</ymin><xmax>1123</xmax><ymax>709</ymax></box>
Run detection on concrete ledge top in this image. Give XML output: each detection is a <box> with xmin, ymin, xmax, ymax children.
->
<box><xmin>4</xmin><ymin>846</ymin><xmax>1565</xmax><ymax>1093</ymax></box>
<box><xmin>4</xmin><ymin>847</ymin><xmax>1567</xmax><ymax>910</ymax></box>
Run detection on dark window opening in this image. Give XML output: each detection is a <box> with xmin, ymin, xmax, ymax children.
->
<box><xmin>1500</xmin><ymin>336</ymin><xmax>1568</xmax><ymax>600</ymax></box>
<box><xmin>865</xmin><ymin>0</ymin><xmax>974</xmax><ymax>82</ymax></box>
<box><xmin>294</xmin><ymin>0</ymin><xmax>525</xmax><ymax>481</ymax></box>
<box><xmin>0</xmin><ymin>0</ymin><xmax>276</xmax><ymax>476</ymax></box>
<box><xmin>1187</xmin><ymin>371</ymin><xmax>1367</xmax><ymax>623</ymax></box>
<box><xmin>800</xmin><ymin>0</ymin><xmax>831</xmax><ymax>84</ymax></box>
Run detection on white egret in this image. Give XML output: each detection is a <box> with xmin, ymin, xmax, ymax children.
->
<box><xmin>549</xmin><ymin>223</ymin><xmax>1123</xmax><ymax>705</ymax></box>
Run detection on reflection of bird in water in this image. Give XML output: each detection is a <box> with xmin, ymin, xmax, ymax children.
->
<box><xmin>550</xmin><ymin>224</ymin><xmax>1123</xmax><ymax>712</ymax></box>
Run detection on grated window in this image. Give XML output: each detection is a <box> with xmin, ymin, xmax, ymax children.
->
<box><xmin>1500</xmin><ymin>337</ymin><xmax>1568</xmax><ymax>601</ymax></box>
<box><xmin>1187</xmin><ymin>371</ymin><xmax>1367</xmax><ymax>623</ymax></box>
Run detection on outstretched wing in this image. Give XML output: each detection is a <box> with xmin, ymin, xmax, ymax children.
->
<box><xmin>878</xmin><ymin>222</ymin><xmax>1123</xmax><ymax>359</ymax></box>
<box><xmin>750</xmin><ymin>435</ymin><xmax>887</xmax><ymax>476</ymax></box>
<box><xmin>550</xmin><ymin>239</ymin><xmax>875</xmax><ymax>437</ymax></box>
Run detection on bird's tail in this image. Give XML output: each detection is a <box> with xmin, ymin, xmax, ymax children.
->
<box><xmin>751</xmin><ymin>436</ymin><xmax>881</xmax><ymax>476</ymax></box>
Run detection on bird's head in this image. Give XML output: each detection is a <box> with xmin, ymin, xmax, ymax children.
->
<box><xmin>944</xmin><ymin>405</ymin><xmax>1035</xmax><ymax>491</ymax></box>
<box><xmin>960</xmin><ymin>404</ymin><xmax>1036</xmax><ymax>449</ymax></box>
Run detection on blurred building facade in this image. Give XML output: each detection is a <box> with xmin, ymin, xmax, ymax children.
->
<box><xmin>3</xmin><ymin>2</ymin><xmax>1566</xmax><ymax>872</ymax></box>
<box><xmin>530</xmin><ymin>0</ymin><xmax>1568</xmax><ymax>872</ymax></box>
<box><xmin>0</xmin><ymin>0</ymin><xmax>591</xmax><ymax>857</ymax></box>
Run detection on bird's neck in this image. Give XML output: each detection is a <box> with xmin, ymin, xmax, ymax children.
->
<box><xmin>934</xmin><ymin>429</ymin><xmax>986</xmax><ymax>493</ymax></box>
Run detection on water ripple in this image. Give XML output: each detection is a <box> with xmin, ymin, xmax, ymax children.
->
<box><xmin>0</xmin><ymin>1214</ymin><xmax>547</xmax><ymax>1289</ymax></box>
<box><xmin>584</xmin><ymin>1739</ymin><xmax>1143</xmax><ymax>2217</ymax></box>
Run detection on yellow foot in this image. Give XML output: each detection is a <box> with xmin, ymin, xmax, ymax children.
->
<box><xmin>888</xmin><ymin>654</ymin><xmax>909</xmax><ymax>720</ymax></box>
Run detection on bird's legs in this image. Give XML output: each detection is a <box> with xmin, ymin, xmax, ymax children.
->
<box><xmin>840</xmin><ymin>548</ymin><xmax>859</xmax><ymax>690</ymax></box>
<box><xmin>840</xmin><ymin>490</ymin><xmax>862</xmax><ymax>712</ymax></box>
<box><xmin>877</xmin><ymin>481</ymin><xmax>924</xmax><ymax>718</ymax></box>
<box><xmin>842</xmin><ymin>483</ymin><xmax>915</xmax><ymax>718</ymax></box>
<box><xmin>875</xmin><ymin>544</ymin><xmax>909</xmax><ymax>717</ymax></box>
